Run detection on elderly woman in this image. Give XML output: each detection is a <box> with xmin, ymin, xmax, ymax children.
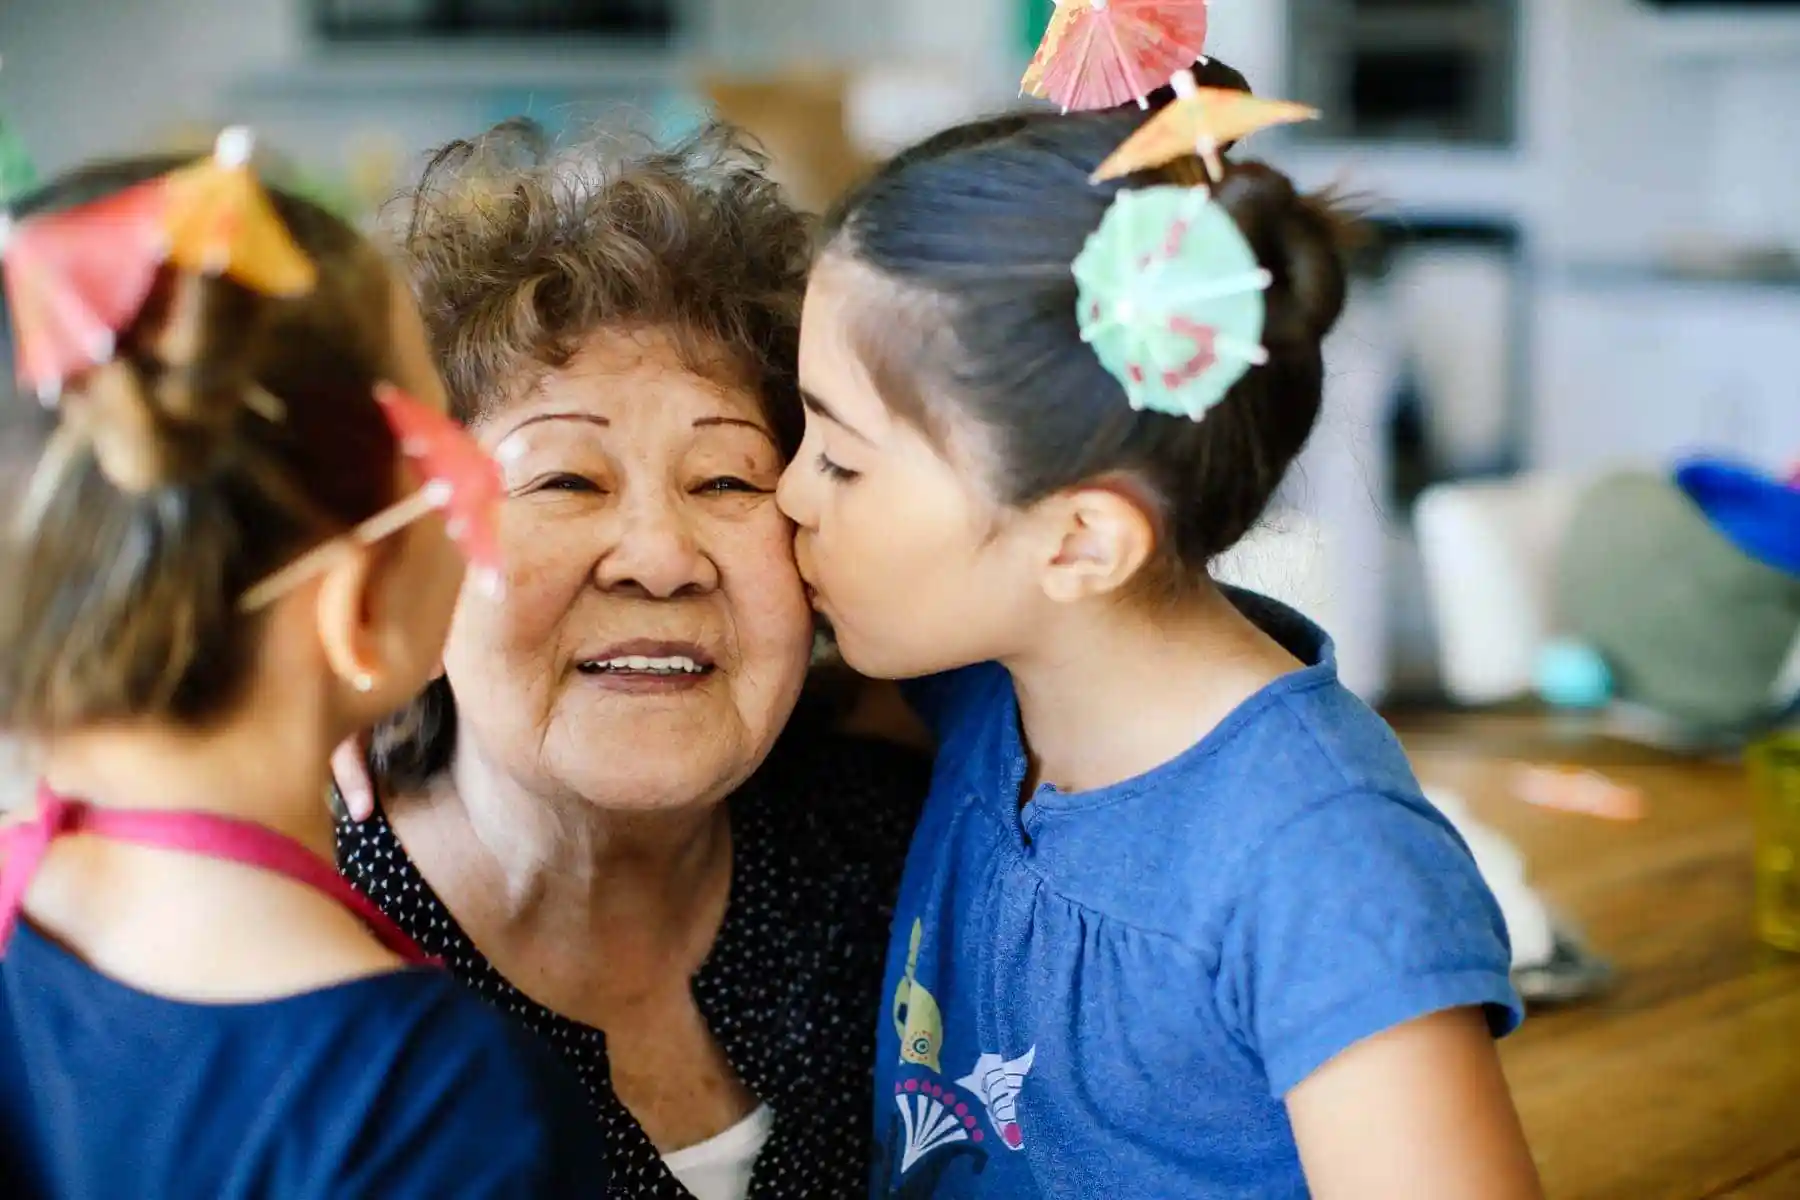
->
<box><xmin>335</xmin><ymin>122</ymin><xmax>927</xmax><ymax>1199</ymax></box>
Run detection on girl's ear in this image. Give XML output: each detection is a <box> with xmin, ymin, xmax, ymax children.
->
<box><xmin>313</xmin><ymin>542</ymin><xmax>382</xmax><ymax>696</ymax></box>
<box><xmin>1032</xmin><ymin>482</ymin><xmax>1157</xmax><ymax>604</ymax></box>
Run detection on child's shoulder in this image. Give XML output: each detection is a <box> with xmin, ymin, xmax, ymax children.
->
<box><xmin>0</xmin><ymin>938</ymin><xmax>604</xmax><ymax>1196</ymax></box>
<box><xmin>313</xmin><ymin>970</ymin><xmax>605</xmax><ymax>1192</ymax></box>
<box><xmin>1053</xmin><ymin>675</ymin><xmax>1483</xmax><ymax>955</ymax></box>
<box><xmin>1124</xmin><ymin>667</ymin><xmax>1429</xmax><ymax>854</ymax></box>
<box><xmin>229</xmin><ymin>969</ymin><xmax>605</xmax><ymax>1194</ymax></box>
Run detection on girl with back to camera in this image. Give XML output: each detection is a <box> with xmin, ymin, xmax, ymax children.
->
<box><xmin>777</xmin><ymin>106</ymin><xmax>1544</xmax><ymax>1197</ymax></box>
<box><xmin>0</xmin><ymin>136</ymin><xmax>606</xmax><ymax>1197</ymax></box>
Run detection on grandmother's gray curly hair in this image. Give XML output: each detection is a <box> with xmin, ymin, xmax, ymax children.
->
<box><xmin>390</xmin><ymin>116</ymin><xmax>812</xmax><ymax>452</ymax></box>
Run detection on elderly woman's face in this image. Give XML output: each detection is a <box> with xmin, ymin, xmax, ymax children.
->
<box><xmin>442</xmin><ymin>329</ymin><xmax>813</xmax><ymax>811</ymax></box>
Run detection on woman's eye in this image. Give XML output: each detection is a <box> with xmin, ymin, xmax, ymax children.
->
<box><xmin>815</xmin><ymin>453</ymin><xmax>860</xmax><ymax>483</ymax></box>
<box><xmin>535</xmin><ymin>473</ymin><xmax>603</xmax><ymax>494</ymax></box>
<box><xmin>695</xmin><ymin>476</ymin><xmax>770</xmax><ymax>495</ymax></box>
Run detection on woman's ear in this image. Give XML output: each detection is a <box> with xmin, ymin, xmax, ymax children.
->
<box><xmin>1033</xmin><ymin>481</ymin><xmax>1158</xmax><ymax>604</ymax></box>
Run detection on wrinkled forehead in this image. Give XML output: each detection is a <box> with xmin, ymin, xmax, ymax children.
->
<box><xmin>478</xmin><ymin>323</ymin><xmax>784</xmax><ymax>443</ymax></box>
<box><xmin>485</xmin><ymin>325</ymin><xmax>784</xmax><ymax>450</ymax></box>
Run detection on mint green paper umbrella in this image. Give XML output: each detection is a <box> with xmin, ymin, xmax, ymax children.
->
<box><xmin>1072</xmin><ymin>184</ymin><xmax>1270</xmax><ymax>420</ymax></box>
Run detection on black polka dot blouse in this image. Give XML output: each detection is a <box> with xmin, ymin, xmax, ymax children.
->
<box><xmin>337</xmin><ymin>726</ymin><xmax>929</xmax><ymax>1199</ymax></box>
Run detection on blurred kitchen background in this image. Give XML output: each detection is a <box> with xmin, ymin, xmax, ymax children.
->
<box><xmin>2</xmin><ymin>0</ymin><xmax>1797</xmax><ymax>709</ymax></box>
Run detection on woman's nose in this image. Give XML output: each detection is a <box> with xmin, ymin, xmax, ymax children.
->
<box><xmin>594</xmin><ymin>492</ymin><xmax>718</xmax><ymax>598</ymax></box>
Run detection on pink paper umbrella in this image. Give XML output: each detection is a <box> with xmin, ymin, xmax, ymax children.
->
<box><xmin>1032</xmin><ymin>0</ymin><xmax>1211</xmax><ymax>113</ymax></box>
<box><xmin>373</xmin><ymin>383</ymin><xmax>505</xmax><ymax>596</ymax></box>
<box><xmin>0</xmin><ymin>179</ymin><xmax>169</xmax><ymax>400</ymax></box>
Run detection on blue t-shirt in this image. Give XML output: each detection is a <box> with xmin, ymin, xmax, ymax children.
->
<box><xmin>873</xmin><ymin>593</ymin><xmax>1522</xmax><ymax>1198</ymax></box>
<box><xmin>0</xmin><ymin>921</ymin><xmax>608</xmax><ymax>1198</ymax></box>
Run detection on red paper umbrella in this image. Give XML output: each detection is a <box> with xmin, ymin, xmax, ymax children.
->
<box><xmin>237</xmin><ymin>385</ymin><xmax>507</xmax><ymax>613</ymax></box>
<box><xmin>1032</xmin><ymin>0</ymin><xmax>1211</xmax><ymax>112</ymax></box>
<box><xmin>0</xmin><ymin>179</ymin><xmax>169</xmax><ymax>399</ymax></box>
<box><xmin>372</xmin><ymin>383</ymin><xmax>505</xmax><ymax>596</ymax></box>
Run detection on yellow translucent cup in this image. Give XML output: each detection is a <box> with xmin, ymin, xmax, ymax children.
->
<box><xmin>1750</xmin><ymin>731</ymin><xmax>1800</xmax><ymax>952</ymax></box>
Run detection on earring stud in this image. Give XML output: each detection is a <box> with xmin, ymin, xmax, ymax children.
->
<box><xmin>351</xmin><ymin>671</ymin><xmax>374</xmax><ymax>693</ymax></box>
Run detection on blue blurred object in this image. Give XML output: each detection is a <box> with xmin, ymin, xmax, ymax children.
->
<box><xmin>1675</xmin><ymin>456</ymin><xmax>1800</xmax><ymax>577</ymax></box>
<box><xmin>1534</xmin><ymin>638</ymin><xmax>1614</xmax><ymax>709</ymax></box>
<box><xmin>651</xmin><ymin>92</ymin><xmax>710</xmax><ymax>143</ymax></box>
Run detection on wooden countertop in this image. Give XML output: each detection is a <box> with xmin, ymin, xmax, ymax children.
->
<box><xmin>1395</xmin><ymin>712</ymin><xmax>1800</xmax><ymax>1199</ymax></box>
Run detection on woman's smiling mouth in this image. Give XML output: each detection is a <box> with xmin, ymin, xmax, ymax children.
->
<box><xmin>575</xmin><ymin>640</ymin><xmax>717</xmax><ymax>692</ymax></box>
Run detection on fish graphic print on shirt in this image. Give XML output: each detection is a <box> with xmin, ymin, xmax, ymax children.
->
<box><xmin>879</xmin><ymin>916</ymin><xmax>1039</xmax><ymax>1197</ymax></box>
<box><xmin>958</xmin><ymin>1048</ymin><xmax>1037</xmax><ymax>1153</ymax></box>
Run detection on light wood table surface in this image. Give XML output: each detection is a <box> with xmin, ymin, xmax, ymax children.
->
<box><xmin>1395</xmin><ymin>711</ymin><xmax>1800</xmax><ymax>1199</ymax></box>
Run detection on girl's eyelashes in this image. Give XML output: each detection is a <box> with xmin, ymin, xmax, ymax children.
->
<box><xmin>815</xmin><ymin>452</ymin><xmax>860</xmax><ymax>483</ymax></box>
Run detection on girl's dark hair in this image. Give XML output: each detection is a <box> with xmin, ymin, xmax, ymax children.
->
<box><xmin>821</xmin><ymin>108</ymin><xmax>1352</xmax><ymax>597</ymax></box>
<box><xmin>368</xmin><ymin>119</ymin><xmax>813</xmax><ymax>791</ymax></box>
<box><xmin>0</xmin><ymin>155</ymin><xmax>401</xmax><ymax>732</ymax></box>
<box><xmin>1137</xmin><ymin>56</ymin><xmax>1252</xmax><ymax>112</ymax></box>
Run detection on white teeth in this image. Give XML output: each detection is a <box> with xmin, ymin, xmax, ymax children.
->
<box><xmin>584</xmin><ymin>655</ymin><xmax>706</xmax><ymax>675</ymax></box>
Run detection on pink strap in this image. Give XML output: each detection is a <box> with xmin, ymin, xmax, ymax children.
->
<box><xmin>0</xmin><ymin>785</ymin><xmax>437</xmax><ymax>965</ymax></box>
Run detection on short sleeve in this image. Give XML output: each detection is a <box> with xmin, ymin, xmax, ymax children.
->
<box><xmin>1217</xmin><ymin>791</ymin><xmax>1523</xmax><ymax>1099</ymax></box>
<box><xmin>323</xmin><ymin>995</ymin><xmax>609</xmax><ymax>1197</ymax></box>
<box><xmin>899</xmin><ymin>662</ymin><xmax>1008</xmax><ymax>738</ymax></box>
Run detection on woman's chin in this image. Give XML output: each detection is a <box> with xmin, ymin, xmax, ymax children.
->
<box><xmin>548</xmin><ymin>686</ymin><xmax>776</xmax><ymax>788</ymax></box>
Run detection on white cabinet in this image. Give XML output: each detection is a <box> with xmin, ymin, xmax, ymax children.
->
<box><xmin>1531</xmin><ymin>277</ymin><xmax>1800</xmax><ymax>474</ymax></box>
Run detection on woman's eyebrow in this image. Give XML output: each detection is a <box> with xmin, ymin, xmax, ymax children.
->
<box><xmin>499</xmin><ymin>411</ymin><xmax>611</xmax><ymax>439</ymax></box>
<box><xmin>694</xmin><ymin>415</ymin><xmax>778</xmax><ymax>450</ymax></box>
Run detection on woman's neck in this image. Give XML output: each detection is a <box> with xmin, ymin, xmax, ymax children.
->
<box><xmin>397</xmin><ymin>746</ymin><xmax>733</xmax><ymax>975</ymax></box>
<box><xmin>1004</xmin><ymin>586</ymin><xmax>1305</xmax><ymax>798</ymax></box>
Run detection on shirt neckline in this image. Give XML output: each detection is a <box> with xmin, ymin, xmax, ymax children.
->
<box><xmin>994</xmin><ymin>590</ymin><xmax>1340</xmax><ymax>822</ymax></box>
<box><xmin>661</xmin><ymin>1103</ymin><xmax>774</xmax><ymax>1173</ymax></box>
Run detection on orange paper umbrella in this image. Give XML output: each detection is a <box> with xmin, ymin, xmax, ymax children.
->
<box><xmin>1092</xmin><ymin>74</ymin><xmax>1319</xmax><ymax>182</ymax></box>
<box><xmin>162</xmin><ymin>127</ymin><xmax>316</xmax><ymax>298</ymax></box>
<box><xmin>1032</xmin><ymin>0</ymin><xmax>1210</xmax><ymax>113</ymax></box>
<box><xmin>0</xmin><ymin>179</ymin><xmax>170</xmax><ymax>400</ymax></box>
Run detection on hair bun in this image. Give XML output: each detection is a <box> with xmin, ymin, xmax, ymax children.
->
<box><xmin>63</xmin><ymin>268</ymin><xmax>267</xmax><ymax>494</ymax></box>
<box><xmin>64</xmin><ymin>359</ymin><xmax>235</xmax><ymax>494</ymax></box>
<box><xmin>1211</xmin><ymin>162</ymin><xmax>1349</xmax><ymax>344</ymax></box>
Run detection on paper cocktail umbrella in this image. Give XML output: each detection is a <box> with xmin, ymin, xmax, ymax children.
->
<box><xmin>1028</xmin><ymin>0</ymin><xmax>1211</xmax><ymax>112</ymax></box>
<box><xmin>0</xmin><ymin>180</ymin><xmax>169</xmax><ymax>400</ymax></box>
<box><xmin>162</xmin><ymin>127</ymin><xmax>316</xmax><ymax>297</ymax></box>
<box><xmin>1092</xmin><ymin>72</ymin><xmax>1318</xmax><ymax>182</ymax></box>
<box><xmin>1073</xmin><ymin>184</ymin><xmax>1271</xmax><ymax>420</ymax></box>
<box><xmin>373</xmin><ymin>383</ymin><xmax>505</xmax><ymax>597</ymax></box>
